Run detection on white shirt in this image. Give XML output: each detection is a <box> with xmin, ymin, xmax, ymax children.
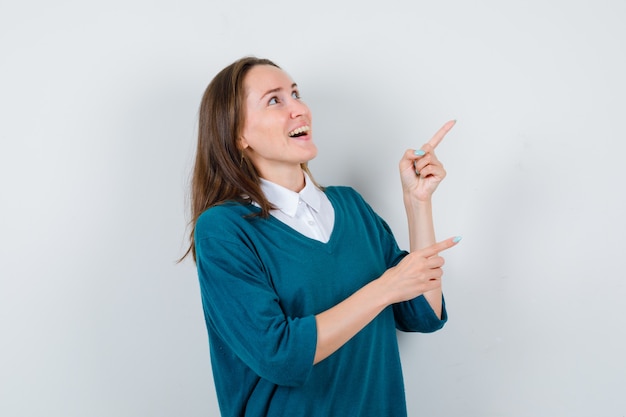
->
<box><xmin>259</xmin><ymin>172</ymin><xmax>335</xmax><ymax>243</ymax></box>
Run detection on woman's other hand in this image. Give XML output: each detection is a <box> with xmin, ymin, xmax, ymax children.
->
<box><xmin>378</xmin><ymin>236</ymin><xmax>461</xmax><ymax>304</ymax></box>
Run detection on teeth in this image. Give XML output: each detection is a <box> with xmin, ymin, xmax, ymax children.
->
<box><xmin>288</xmin><ymin>126</ymin><xmax>310</xmax><ymax>137</ymax></box>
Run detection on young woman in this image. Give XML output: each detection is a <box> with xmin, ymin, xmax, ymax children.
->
<box><xmin>182</xmin><ymin>56</ymin><xmax>461</xmax><ymax>417</ymax></box>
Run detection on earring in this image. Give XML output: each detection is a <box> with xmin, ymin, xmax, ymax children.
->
<box><xmin>239</xmin><ymin>150</ymin><xmax>244</xmax><ymax>167</ymax></box>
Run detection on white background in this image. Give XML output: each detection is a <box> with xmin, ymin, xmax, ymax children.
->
<box><xmin>1</xmin><ymin>0</ymin><xmax>625</xmax><ymax>416</ymax></box>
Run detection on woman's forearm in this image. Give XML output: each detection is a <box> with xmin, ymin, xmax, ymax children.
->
<box><xmin>403</xmin><ymin>193</ymin><xmax>443</xmax><ymax>318</ymax></box>
<box><xmin>404</xmin><ymin>194</ymin><xmax>435</xmax><ymax>251</ymax></box>
<box><xmin>313</xmin><ymin>279</ymin><xmax>389</xmax><ymax>364</ymax></box>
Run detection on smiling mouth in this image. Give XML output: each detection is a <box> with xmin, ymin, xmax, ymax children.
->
<box><xmin>288</xmin><ymin>126</ymin><xmax>310</xmax><ymax>138</ymax></box>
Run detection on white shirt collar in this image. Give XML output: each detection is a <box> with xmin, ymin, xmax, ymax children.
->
<box><xmin>259</xmin><ymin>172</ymin><xmax>322</xmax><ymax>218</ymax></box>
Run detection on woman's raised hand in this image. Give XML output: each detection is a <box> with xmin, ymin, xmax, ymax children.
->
<box><xmin>399</xmin><ymin>120</ymin><xmax>456</xmax><ymax>201</ymax></box>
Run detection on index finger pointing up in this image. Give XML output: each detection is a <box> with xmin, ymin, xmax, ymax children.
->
<box><xmin>427</xmin><ymin>119</ymin><xmax>456</xmax><ymax>149</ymax></box>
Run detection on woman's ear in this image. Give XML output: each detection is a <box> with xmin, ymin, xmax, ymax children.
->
<box><xmin>238</xmin><ymin>136</ymin><xmax>249</xmax><ymax>151</ymax></box>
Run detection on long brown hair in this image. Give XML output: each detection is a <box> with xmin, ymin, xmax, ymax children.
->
<box><xmin>180</xmin><ymin>56</ymin><xmax>317</xmax><ymax>262</ymax></box>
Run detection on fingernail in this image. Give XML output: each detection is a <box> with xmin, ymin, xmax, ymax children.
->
<box><xmin>453</xmin><ymin>236</ymin><xmax>462</xmax><ymax>243</ymax></box>
<box><xmin>414</xmin><ymin>149</ymin><xmax>425</xmax><ymax>156</ymax></box>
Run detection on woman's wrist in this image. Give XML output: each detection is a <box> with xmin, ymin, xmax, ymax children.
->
<box><xmin>365</xmin><ymin>275</ymin><xmax>396</xmax><ymax>309</ymax></box>
<box><xmin>403</xmin><ymin>192</ymin><xmax>432</xmax><ymax>211</ymax></box>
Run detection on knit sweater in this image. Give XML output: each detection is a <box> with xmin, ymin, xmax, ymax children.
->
<box><xmin>195</xmin><ymin>186</ymin><xmax>447</xmax><ymax>417</ymax></box>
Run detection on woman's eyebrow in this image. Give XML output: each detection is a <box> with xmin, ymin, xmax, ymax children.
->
<box><xmin>260</xmin><ymin>83</ymin><xmax>298</xmax><ymax>100</ymax></box>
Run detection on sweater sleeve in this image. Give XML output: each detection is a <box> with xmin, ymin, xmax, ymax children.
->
<box><xmin>393</xmin><ymin>295</ymin><xmax>448</xmax><ymax>333</ymax></box>
<box><xmin>195</xmin><ymin>211</ymin><xmax>317</xmax><ymax>387</ymax></box>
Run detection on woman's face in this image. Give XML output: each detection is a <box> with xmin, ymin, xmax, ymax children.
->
<box><xmin>240</xmin><ymin>65</ymin><xmax>316</xmax><ymax>181</ymax></box>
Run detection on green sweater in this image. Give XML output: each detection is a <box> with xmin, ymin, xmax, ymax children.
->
<box><xmin>195</xmin><ymin>186</ymin><xmax>447</xmax><ymax>417</ymax></box>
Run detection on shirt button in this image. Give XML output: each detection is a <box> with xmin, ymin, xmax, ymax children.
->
<box><xmin>308</xmin><ymin>221</ymin><xmax>315</xmax><ymax>226</ymax></box>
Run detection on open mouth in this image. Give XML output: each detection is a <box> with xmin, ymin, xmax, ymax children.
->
<box><xmin>288</xmin><ymin>126</ymin><xmax>310</xmax><ymax>138</ymax></box>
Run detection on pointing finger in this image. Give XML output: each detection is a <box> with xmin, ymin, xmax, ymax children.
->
<box><xmin>419</xmin><ymin>236</ymin><xmax>462</xmax><ymax>258</ymax></box>
<box><xmin>426</xmin><ymin>119</ymin><xmax>456</xmax><ymax>150</ymax></box>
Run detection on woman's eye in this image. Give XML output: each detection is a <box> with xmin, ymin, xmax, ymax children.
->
<box><xmin>292</xmin><ymin>91</ymin><xmax>301</xmax><ymax>99</ymax></box>
<box><xmin>268</xmin><ymin>97</ymin><xmax>278</xmax><ymax>105</ymax></box>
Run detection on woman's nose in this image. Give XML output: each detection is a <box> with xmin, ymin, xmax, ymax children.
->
<box><xmin>290</xmin><ymin>98</ymin><xmax>310</xmax><ymax>118</ymax></box>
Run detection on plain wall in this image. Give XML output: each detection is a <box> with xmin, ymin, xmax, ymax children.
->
<box><xmin>1</xmin><ymin>0</ymin><xmax>625</xmax><ymax>416</ymax></box>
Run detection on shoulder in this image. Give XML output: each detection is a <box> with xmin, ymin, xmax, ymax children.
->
<box><xmin>195</xmin><ymin>202</ymin><xmax>261</xmax><ymax>241</ymax></box>
<box><xmin>326</xmin><ymin>185</ymin><xmax>393</xmax><ymax>230</ymax></box>
<box><xmin>324</xmin><ymin>185</ymin><xmax>367</xmax><ymax>205</ymax></box>
<box><xmin>324</xmin><ymin>185</ymin><xmax>375</xmax><ymax>216</ymax></box>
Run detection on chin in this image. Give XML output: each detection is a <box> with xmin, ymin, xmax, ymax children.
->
<box><xmin>303</xmin><ymin>148</ymin><xmax>318</xmax><ymax>162</ymax></box>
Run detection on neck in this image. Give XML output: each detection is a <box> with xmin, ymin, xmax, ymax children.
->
<box><xmin>259</xmin><ymin>166</ymin><xmax>306</xmax><ymax>192</ymax></box>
